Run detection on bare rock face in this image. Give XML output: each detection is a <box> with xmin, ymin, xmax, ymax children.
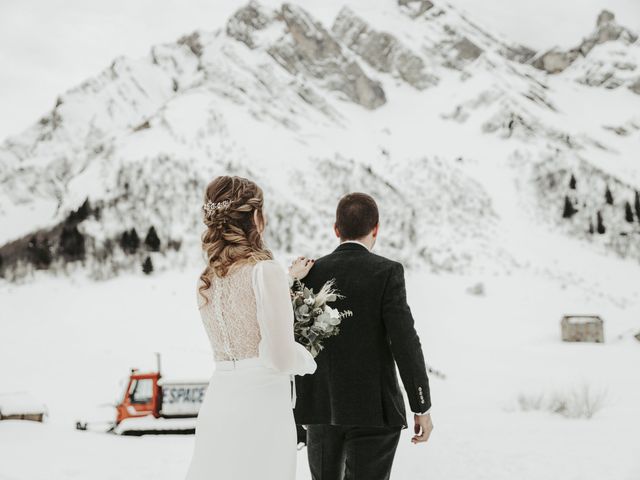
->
<box><xmin>532</xmin><ymin>49</ymin><xmax>580</xmax><ymax>74</ymax></box>
<box><xmin>177</xmin><ymin>32</ymin><xmax>204</xmax><ymax>57</ymax></box>
<box><xmin>453</xmin><ymin>37</ymin><xmax>483</xmax><ymax>61</ymax></box>
<box><xmin>226</xmin><ymin>1</ymin><xmax>274</xmax><ymax>49</ymax></box>
<box><xmin>596</xmin><ymin>10</ymin><xmax>615</xmax><ymax>27</ymax></box>
<box><xmin>629</xmin><ymin>77</ymin><xmax>640</xmax><ymax>95</ymax></box>
<box><xmin>225</xmin><ymin>2</ymin><xmax>386</xmax><ymax>109</ymax></box>
<box><xmin>332</xmin><ymin>7</ymin><xmax>437</xmax><ymax>90</ymax></box>
<box><xmin>397</xmin><ymin>0</ymin><xmax>434</xmax><ymax>18</ymax></box>
<box><xmin>279</xmin><ymin>4</ymin><xmax>342</xmax><ymax>60</ymax></box>
<box><xmin>501</xmin><ymin>44</ymin><xmax>537</xmax><ymax>63</ymax></box>
<box><xmin>267</xmin><ymin>4</ymin><xmax>386</xmax><ymax>109</ymax></box>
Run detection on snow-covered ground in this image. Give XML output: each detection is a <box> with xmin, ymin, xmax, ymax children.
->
<box><xmin>1</xmin><ymin>258</ymin><xmax>639</xmax><ymax>479</ymax></box>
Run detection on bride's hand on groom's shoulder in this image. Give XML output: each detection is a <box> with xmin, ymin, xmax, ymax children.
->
<box><xmin>411</xmin><ymin>413</ymin><xmax>434</xmax><ymax>445</ymax></box>
<box><xmin>288</xmin><ymin>256</ymin><xmax>315</xmax><ymax>280</ymax></box>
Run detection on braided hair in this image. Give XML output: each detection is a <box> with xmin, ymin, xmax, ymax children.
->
<box><xmin>198</xmin><ymin>176</ymin><xmax>273</xmax><ymax>306</ymax></box>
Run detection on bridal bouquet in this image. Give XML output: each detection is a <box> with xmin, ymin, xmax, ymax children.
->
<box><xmin>290</xmin><ymin>278</ymin><xmax>353</xmax><ymax>358</ymax></box>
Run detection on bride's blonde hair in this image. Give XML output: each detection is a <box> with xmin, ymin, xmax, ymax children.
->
<box><xmin>198</xmin><ymin>176</ymin><xmax>273</xmax><ymax>305</ymax></box>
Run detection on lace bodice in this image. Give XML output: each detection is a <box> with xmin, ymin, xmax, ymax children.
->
<box><xmin>195</xmin><ymin>260</ymin><xmax>317</xmax><ymax>376</ymax></box>
<box><xmin>197</xmin><ymin>263</ymin><xmax>261</xmax><ymax>362</ymax></box>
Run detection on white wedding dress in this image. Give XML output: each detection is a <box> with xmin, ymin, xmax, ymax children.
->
<box><xmin>184</xmin><ymin>259</ymin><xmax>317</xmax><ymax>480</ymax></box>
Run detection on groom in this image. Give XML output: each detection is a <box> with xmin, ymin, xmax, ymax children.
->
<box><xmin>294</xmin><ymin>192</ymin><xmax>433</xmax><ymax>480</ymax></box>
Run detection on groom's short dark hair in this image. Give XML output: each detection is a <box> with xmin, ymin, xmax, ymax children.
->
<box><xmin>335</xmin><ymin>193</ymin><xmax>379</xmax><ymax>240</ymax></box>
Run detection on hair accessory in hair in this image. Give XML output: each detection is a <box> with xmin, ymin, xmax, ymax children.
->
<box><xmin>202</xmin><ymin>199</ymin><xmax>231</xmax><ymax>217</ymax></box>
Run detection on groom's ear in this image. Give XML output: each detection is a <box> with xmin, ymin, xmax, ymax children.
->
<box><xmin>372</xmin><ymin>223</ymin><xmax>379</xmax><ymax>238</ymax></box>
<box><xmin>333</xmin><ymin>223</ymin><xmax>341</xmax><ymax>239</ymax></box>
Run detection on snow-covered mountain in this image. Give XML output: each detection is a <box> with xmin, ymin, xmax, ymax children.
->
<box><xmin>1</xmin><ymin>0</ymin><xmax>639</xmax><ymax>281</ymax></box>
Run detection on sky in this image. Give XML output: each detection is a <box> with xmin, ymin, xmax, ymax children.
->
<box><xmin>1</xmin><ymin>0</ymin><xmax>639</xmax><ymax>141</ymax></box>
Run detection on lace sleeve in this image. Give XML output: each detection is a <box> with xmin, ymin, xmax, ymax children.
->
<box><xmin>196</xmin><ymin>276</ymin><xmax>206</xmax><ymax>310</ymax></box>
<box><xmin>252</xmin><ymin>260</ymin><xmax>317</xmax><ymax>376</ymax></box>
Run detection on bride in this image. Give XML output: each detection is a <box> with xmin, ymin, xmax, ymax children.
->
<box><xmin>184</xmin><ymin>175</ymin><xmax>317</xmax><ymax>479</ymax></box>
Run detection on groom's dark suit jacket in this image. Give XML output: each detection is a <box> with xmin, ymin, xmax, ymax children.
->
<box><xmin>293</xmin><ymin>242</ymin><xmax>431</xmax><ymax>429</ymax></box>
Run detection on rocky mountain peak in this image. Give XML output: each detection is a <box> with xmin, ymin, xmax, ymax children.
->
<box><xmin>584</xmin><ymin>9</ymin><xmax>638</xmax><ymax>52</ymax></box>
<box><xmin>227</xmin><ymin>2</ymin><xmax>386</xmax><ymax>109</ymax></box>
<box><xmin>332</xmin><ymin>6</ymin><xmax>438</xmax><ymax>90</ymax></box>
<box><xmin>532</xmin><ymin>9</ymin><xmax>639</xmax><ymax>82</ymax></box>
<box><xmin>225</xmin><ymin>1</ymin><xmax>275</xmax><ymax>49</ymax></box>
<box><xmin>596</xmin><ymin>10</ymin><xmax>616</xmax><ymax>28</ymax></box>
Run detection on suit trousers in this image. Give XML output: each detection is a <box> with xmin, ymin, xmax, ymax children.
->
<box><xmin>306</xmin><ymin>424</ymin><xmax>402</xmax><ymax>480</ymax></box>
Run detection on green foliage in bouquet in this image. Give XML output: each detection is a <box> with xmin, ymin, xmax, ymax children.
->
<box><xmin>290</xmin><ymin>278</ymin><xmax>353</xmax><ymax>358</ymax></box>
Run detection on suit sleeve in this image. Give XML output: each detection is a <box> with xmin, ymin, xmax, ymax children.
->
<box><xmin>381</xmin><ymin>262</ymin><xmax>431</xmax><ymax>413</ymax></box>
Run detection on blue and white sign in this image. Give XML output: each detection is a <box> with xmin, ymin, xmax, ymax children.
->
<box><xmin>161</xmin><ymin>383</ymin><xmax>208</xmax><ymax>416</ymax></box>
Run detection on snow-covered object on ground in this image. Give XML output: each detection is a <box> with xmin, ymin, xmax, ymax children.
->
<box><xmin>0</xmin><ymin>391</ymin><xmax>47</xmax><ymax>417</ymax></box>
<box><xmin>563</xmin><ymin>315</ymin><xmax>603</xmax><ymax>325</ymax></box>
<box><xmin>113</xmin><ymin>415</ymin><xmax>198</xmax><ymax>435</ymax></box>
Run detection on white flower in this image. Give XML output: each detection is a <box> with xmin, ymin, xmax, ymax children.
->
<box><xmin>325</xmin><ymin>306</ymin><xmax>341</xmax><ymax>325</ymax></box>
<box><xmin>314</xmin><ymin>312</ymin><xmax>334</xmax><ymax>333</ymax></box>
<box><xmin>314</xmin><ymin>307</ymin><xmax>340</xmax><ymax>328</ymax></box>
<box><xmin>304</xmin><ymin>297</ymin><xmax>315</xmax><ymax>306</ymax></box>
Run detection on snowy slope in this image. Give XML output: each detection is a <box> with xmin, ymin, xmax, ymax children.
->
<box><xmin>0</xmin><ymin>0</ymin><xmax>639</xmax><ymax>284</ymax></box>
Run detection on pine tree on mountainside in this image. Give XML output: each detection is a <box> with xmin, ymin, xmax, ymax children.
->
<box><xmin>596</xmin><ymin>211</ymin><xmax>606</xmax><ymax>234</ymax></box>
<box><xmin>142</xmin><ymin>256</ymin><xmax>154</xmax><ymax>275</ymax></box>
<box><xmin>145</xmin><ymin>226</ymin><xmax>161</xmax><ymax>252</ymax></box>
<box><xmin>27</xmin><ymin>235</ymin><xmax>53</xmax><ymax>269</ymax></box>
<box><xmin>66</xmin><ymin>198</ymin><xmax>91</xmax><ymax>225</ymax></box>
<box><xmin>129</xmin><ymin>228</ymin><xmax>140</xmax><ymax>251</ymax></box>
<box><xmin>625</xmin><ymin>201</ymin><xmax>634</xmax><ymax>223</ymax></box>
<box><xmin>562</xmin><ymin>196</ymin><xmax>578</xmax><ymax>218</ymax></box>
<box><xmin>588</xmin><ymin>220</ymin><xmax>595</xmax><ymax>234</ymax></box>
<box><xmin>569</xmin><ymin>174</ymin><xmax>577</xmax><ymax>190</ymax></box>
<box><xmin>59</xmin><ymin>226</ymin><xmax>86</xmax><ymax>261</ymax></box>
<box><xmin>120</xmin><ymin>231</ymin><xmax>130</xmax><ymax>252</ymax></box>
<box><xmin>605</xmin><ymin>186</ymin><xmax>614</xmax><ymax>205</ymax></box>
<box><xmin>635</xmin><ymin>191</ymin><xmax>640</xmax><ymax>224</ymax></box>
<box><xmin>120</xmin><ymin>228</ymin><xmax>140</xmax><ymax>254</ymax></box>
